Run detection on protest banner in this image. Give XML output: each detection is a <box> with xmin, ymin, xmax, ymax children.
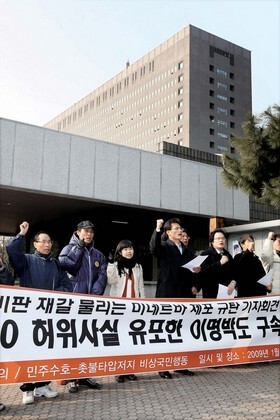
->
<box><xmin>0</xmin><ymin>285</ymin><xmax>279</xmax><ymax>384</ymax></box>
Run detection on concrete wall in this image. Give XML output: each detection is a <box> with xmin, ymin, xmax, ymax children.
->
<box><xmin>0</xmin><ymin>118</ymin><xmax>249</xmax><ymax>221</ymax></box>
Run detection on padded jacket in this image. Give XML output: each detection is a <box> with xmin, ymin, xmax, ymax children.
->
<box><xmin>59</xmin><ymin>232</ymin><xmax>107</xmax><ymax>295</ymax></box>
<box><xmin>6</xmin><ymin>234</ymin><xmax>72</xmax><ymax>291</ymax></box>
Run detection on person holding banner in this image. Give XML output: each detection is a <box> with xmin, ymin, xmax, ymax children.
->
<box><xmin>107</xmin><ymin>239</ymin><xmax>145</xmax><ymax>383</ymax></box>
<box><xmin>260</xmin><ymin>232</ymin><xmax>280</xmax><ymax>295</ymax></box>
<box><xmin>6</xmin><ymin>221</ymin><xmax>73</xmax><ymax>405</ymax></box>
<box><xmin>150</xmin><ymin>218</ymin><xmax>200</xmax><ymax>379</ymax></box>
<box><xmin>59</xmin><ymin>220</ymin><xmax>107</xmax><ymax>393</ymax></box>
<box><xmin>198</xmin><ymin>228</ymin><xmax>236</xmax><ymax>299</ymax></box>
<box><xmin>234</xmin><ymin>234</ymin><xmax>272</xmax><ymax>297</ymax></box>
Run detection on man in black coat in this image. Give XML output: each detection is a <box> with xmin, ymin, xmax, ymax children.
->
<box><xmin>198</xmin><ymin>228</ymin><xmax>236</xmax><ymax>299</ymax></box>
<box><xmin>150</xmin><ymin>218</ymin><xmax>200</xmax><ymax>379</ymax></box>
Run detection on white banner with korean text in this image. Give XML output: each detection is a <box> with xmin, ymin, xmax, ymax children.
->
<box><xmin>0</xmin><ymin>285</ymin><xmax>279</xmax><ymax>384</ymax></box>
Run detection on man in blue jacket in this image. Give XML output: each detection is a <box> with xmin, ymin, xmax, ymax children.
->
<box><xmin>6</xmin><ymin>221</ymin><xmax>72</xmax><ymax>405</ymax></box>
<box><xmin>59</xmin><ymin>220</ymin><xmax>107</xmax><ymax>393</ymax></box>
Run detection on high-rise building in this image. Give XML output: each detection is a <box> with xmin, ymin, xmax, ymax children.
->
<box><xmin>45</xmin><ymin>25</ymin><xmax>252</xmax><ymax>155</ymax></box>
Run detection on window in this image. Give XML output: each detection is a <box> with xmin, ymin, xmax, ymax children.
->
<box><xmin>178</xmin><ymin>99</ymin><xmax>183</xmax><ymax>108</ymax></box>
<box><xmin>217</xmin><ymin>132</ymin><xmax>228</xmax><ymax>139</ymax></box>
<box><xmin>209</xmin><ymin>65</ymin><xmax>214</xmax><ymax>72</ymax></box>
<box><xmin>217</xmin><ymin>94</ymin><xmax>227</xmax><ymax>101</ymax></box>
<box><xmin>178</xmin><ymin>74</ymin><xmax>184</xmax><ymax>83</ymax></box>
<box><xmin>217</xmin><ymin>145</ymin><xmax>229</xmax><ymax>152</ymax></box>
<box><xmin>178</xmin><ymin>61</ymin><xmax>184</xmax><ymax>70</ymax></box>
<box><xmin>178</xmin><ymin>87</ymin><xmax>183</xmax><ymax>95</ymax></box>
<box><xmin>209</xmin><ymin>77</ymin><xmax>214</xmax><ymax>84</ymax></box>
<box><xmin>209</xmin><ymin>102</ymin><xmax>214</xmax><ymax>109</ymax></box>
<box><xmin>209</xmin><ymin>90</ymin><xmax>214</xmax><ymax>97</ymax></box>
<box><xmin>230</xmin><ymin>121</ymin><xmax>235</xmax><ymax>128</ymax></box>
<box><xmin>178</xmin><ymin>113</ymin><xmax>183</xmax><ymax>121</ymax></box>
<box><xmin>217</xmin><ymin>120</ymin><xmax>228</xmax><ymax>127</ymax></box>
<box><xmin>230</xmin><ymin>147</ymin><xmax>235</xmax><ymax>153</ymax></box>
<box><xmin>217</xmin><ymin>107</ymin><xmax>227</xmax><ymax>115</ymax></box>
<box><xmin>230</xmin><ymin>109</ymin><xmax>235</xmax><ymax>116</ymax></box>
<box><xmin>230</xmin><ymin>85</ymin><xmax>235</xmax><ymax>91</ymax></box>
<box><xmin>210</xmin><ymin>141</ymin><xmax>215</xmax><ymax>148</ymax></box>
<box><xmin>178</xmin><ymin>126</ymin><xmax>183</xmax><ymax>134</ymax></box>
<box><xmin>230</xmin><ymin>97</ymin><xmax>235</xmax><ymax>104</ymax></box>
<box><xmin>210</xmin><ymin>115</ymin><xmax>215</xmax><ymax>122</ymax></box>
<box><xmin>178</xmin><ymin>139</ymin><xmax>183</xmax><ymax>146</ymax></box>
<box><xmin>217</xmin><ymin>82</ymin><xmax>227</xmax><ymax>90</ymax></box>
<box><xmin>210</xmin><ymin>128</ymin><xmax>215</xmax><ymax>135</ymax></box>
<box><xmin>217</xmin><ymin>68</ymin><xmax>228</xmax><ymax>78</ymax></box>
<box><xmin>230</xmin><ymin>73</ymin><xmax>234</xmax><ymax>79</ymax></box>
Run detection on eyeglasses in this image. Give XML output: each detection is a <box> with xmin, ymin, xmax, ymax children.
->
<box><xmin>170</xmin><ymin>227</ymin><xmax>183</xmax><ymax>231</ymax></box>
<box><xmin>35</xmin><ymin>240</ymin><xmax>53</xmax><ymax>245</ymax></box>
<box><xmin>214</xmin><ymin>237</ymin><xmax>226</xmax><ymax>241</ymax></box>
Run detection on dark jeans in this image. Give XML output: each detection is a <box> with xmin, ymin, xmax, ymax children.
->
<box><xmin>20</xmin><ymin>382</ymin><xmax>50</xmax><ymax>392</ymax></box>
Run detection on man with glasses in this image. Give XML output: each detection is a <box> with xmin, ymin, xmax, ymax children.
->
<box><xmin>6</xmin><ymin>221</ymin><xmax>72</xmax><ymax>405</ymax></box>
<box><xmin>150</xmin><ymin>218</ymin><xmax>200</xmax><ymax>379</ymax></box>
<box><xmin>198</xmin><ymin>228</ymin><xmax>236</xmax><ymax>299</ymax></box>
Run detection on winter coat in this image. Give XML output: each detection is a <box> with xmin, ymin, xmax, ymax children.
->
<box><xmin>260</xmin><ymin>239</ymin><xmax>280</xmax><ymax>295</ymax></box>
<box><xmin>107</xmin><ymin>262</ymin><xmax>145</xmax><ymax>298</ymax></box>
<box><xmin>234</xmin><ymin>250</ymin><xmax>268</xmax><ymax>297</ymax></box>
<box><xmin>6</xmin><ymin>234</ymin><xmax>72</xmax><ymax>292</ymax></box>
<box><xmin>150</xmin><ymin>229</ymin><xmax>198</xmax><ymax>298</ymax></box>
<box><xmin>59</xmin><ymin>232</ymin><xmax>107</xmax><ymax>295</ymax></box>
<box><xmin>0</xmin><ymin>265</ymin><xmax>14</xmax><ymax>285</ymax></box>
<box><xmin>198</xmin><ymin>247</ymin><xmax>235</xmax><ymax>298</ymax></box>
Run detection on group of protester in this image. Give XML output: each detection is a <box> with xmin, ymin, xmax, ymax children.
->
<box><xmin>0</xmin><ymin>217</ymin><xmax>279</xmax><ymax>410</ymax></box>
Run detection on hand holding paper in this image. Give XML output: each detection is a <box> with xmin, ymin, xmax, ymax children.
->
<box><xmin>182</xmin><ymin>255</ymin><xmax>208</xmax><ymax>272</ymax></box>
<box><xmin>257</xmin><ymin>269</ymin><xmax>273</xmax><ymax>287</ymax></box>
<box><xmin>217</xmin><ymin>283</ymin><xmax>236</xmax><ymax>299</ymax></box>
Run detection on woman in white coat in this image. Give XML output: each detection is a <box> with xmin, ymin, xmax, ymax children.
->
<box><xmin>107</xmin><ymin>239</ymin><xmax>145</xmax><ymax>383</ymax></box>
<box><xmin>261</xmin><ymin>232</ymin><xmax>280</xmax><ymax>295</ymax></box>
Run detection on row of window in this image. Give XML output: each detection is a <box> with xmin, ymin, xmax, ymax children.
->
<box><xmin>209</xmin><ymin>90</ymin><xmax>235</xmax><ymax>104</ymax></box>
<box><xmin>58</xmin><ymin>71</ymin><xmax>185</xmax><ymax>130</ymax></box>
<box><xmin>209</xmin><ymin>103</ymin><xmax>235</xmax><ymax>116</ymax></box>
<box><xmin>209</xmin><ymin>116</ymin><xmax>235</xmax><ymax>128</ymax></box>
<box><xmin>209</xmin><ymin>65</ymin><xmax>234</xmax><ymax>79</ymax></box>
<box><xmin>209</xmin><ymin>141</ymin><xmax>235</xmax><ymax>154</ymax></box>
<box><xmin>209</xmin><ymin>78</ymin><xmax>234</xmax><ymax>91</ymax></box>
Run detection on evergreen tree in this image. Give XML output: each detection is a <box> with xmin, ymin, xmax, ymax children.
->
<box><xmin>222</xmin><ymin>104</ymin><xmax>280</xmax><ymax>208</ymax></box>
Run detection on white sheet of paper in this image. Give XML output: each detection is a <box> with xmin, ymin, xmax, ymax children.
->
<box><xmin>217</xmin><ymin>283</ymin><xmax>235</xmax><ymax>299</ymax></box>
<box><xmin>181</xmin><ymin>255</ymin><xmax>208</xmax><ymax>272</ymax></box>
<box><xmin>257</xmin><ymin>269</ymin><xmax>273</xmax><ymax>286</ymax></box>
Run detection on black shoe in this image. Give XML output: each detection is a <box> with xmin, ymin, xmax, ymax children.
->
<box><xmin>78</xmin><ymin>378</ymin><xmax>102</xmax><ymax>389</ymax></box>
<box><xmin>68</xmin><ymin>381</ymin><xmax>79</xmax><ymax>393</ymax></box>
<box><xmin>175</xmin><ymin>369</ymin><xmax>195</xmax><ymax>376</ymax></box>
<box><xmin>0</xmin><ymin>404</ymin><xmax>5</xmax><ymax>412</ymax></box>
<box><xmin>159</xmin><ymin>371</ymin><xmax>172</xmax><ymax>379</ymax></box>
<box><xmin>116</xmin><ymin>375</ymin><xmax>125</xmax><ymax>383</ymax></box>
<box><xmin>126</xmin><ymin>374</ymin><xmax>137</xmax><ymax>381</ymax></box>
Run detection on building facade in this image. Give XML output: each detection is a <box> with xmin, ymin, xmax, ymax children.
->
<box><xmin>45</xmin><ymin>25</ymin><xmax>252</xmax><ymax>155</ymax></box>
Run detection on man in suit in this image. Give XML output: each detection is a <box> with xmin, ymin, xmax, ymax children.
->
<box><xmin>150</xmin><ymin>218</ymin><xmax>200</xmax><ymax>379</ymax></box>
<box><xmin>198</xmin><ymin>228</ymin><xmax>236</xmax><ymax>299</ymax></box>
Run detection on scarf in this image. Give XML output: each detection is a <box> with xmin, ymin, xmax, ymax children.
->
<box><xmin>117</xmin><ymin>256</ymin><xmax>137</xmax><ymax>277</ymax></box>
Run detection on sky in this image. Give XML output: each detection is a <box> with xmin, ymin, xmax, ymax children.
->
<box><xmin>0</xmin><ymin>0</ymin><xmax>279</xmax><ymax>127</ymax></box>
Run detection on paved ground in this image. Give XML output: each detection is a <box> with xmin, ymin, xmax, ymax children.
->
<box><xmin>1</xmin><ymin>362</ymin><xmax>279</xmax><ymax>419</ymax></box>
